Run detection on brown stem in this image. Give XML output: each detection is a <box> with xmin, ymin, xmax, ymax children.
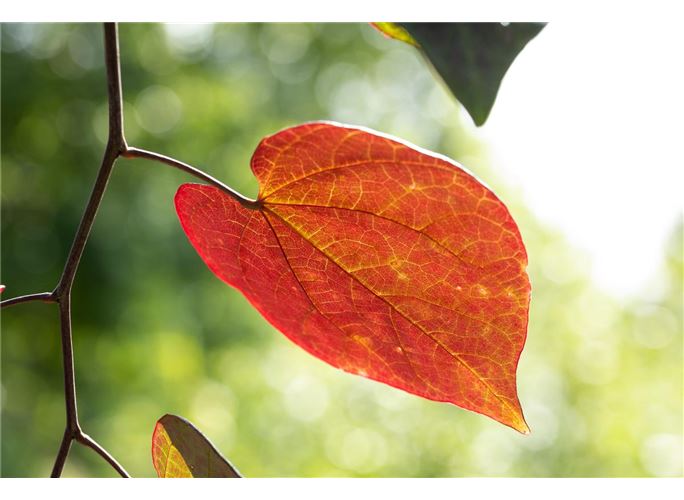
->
<box><xmin>47</xmin><ymin>22</ymin><xmax>130</xmax><ymax>479</ymax></box>
<box><xmin>76</xmin><ymin>433</ymin><xmax>129</xmax><ymax>478</ymax></box>
<box><xmin>50</xmin><ymin>296</ymin><xmax>81</xmax><ymax>477</ymax></box>
<box><xmin>50</xmin><ymin>429</ymin><xmax>74</xmax><ymax>478</ymax></box>
<box><xmin>5</xmin><ymin>22</ymin><xmax>249</xmax><ymax>478</ymax></box>
<box><xmin>54</xmin><ymin>23</ymin><xmax>126</xmax><ymax>298</ymax></box>
<box><xmin>123</xmin><ymin>147</ymin><xmax>260</xmax><ymax>209</ymax></box>
<box><xmin>1</xmin><ymin>292</ymin><xmax>56</xmax><ymax>309</ymax></box>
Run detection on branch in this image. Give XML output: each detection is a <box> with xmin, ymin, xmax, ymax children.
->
<box><xmin>54</xmin><ymin>23</ymin><xmax>126</xmax><ymax>297</ymax></box>
<box><xmin>47</xmin><ymin>22</ymin><xmax>130</xmax><ymax>479</ymax></box>
<box><xmin>8</xmin><ymin>22</ymin><xmax>252</xmax><ymax>479</ymax></box>
<box><xmin>123</xmin><ymin>147</ymin><xmax>260</xmax><ymax>209</ymax></box>
<box><xmin>50</xmin><ymin>294</ymin><xmax>81</xmax><ymax>477</ymax></box>
<box><xmin>51</xmin><ymin>421</ymin><xmax>129</xmax><ymax>478</ymax></box>
<box><xmin>77</xmin><ymin>433</ymin><xmax>129</xmax><ymax>478</ymax></box>
<box><xmin>1</xmin><ymin>292</ymin><xmax>55</xmax><ymax>309</ymax></box>
<box><xmin>50</xmin><ymin>429</ymin><xmax>74</xmax><ymax>478</ymax></box>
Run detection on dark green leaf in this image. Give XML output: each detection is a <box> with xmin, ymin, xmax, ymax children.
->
<box><xmin>399</xmin><ymin>23</ymin><xmax>546</xmax><ymax>126</ymax></box>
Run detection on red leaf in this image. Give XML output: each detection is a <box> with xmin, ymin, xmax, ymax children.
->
<box><xmin>175</xmin><ymin>122</ymin><xmax>531</xmax><ymax>433</ymax></box>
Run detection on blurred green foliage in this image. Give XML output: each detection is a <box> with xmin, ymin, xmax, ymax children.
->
<box><xmin>1</xmin><ymin>23</ymin><xmax>682</xmax><ymax>478</ymax></box>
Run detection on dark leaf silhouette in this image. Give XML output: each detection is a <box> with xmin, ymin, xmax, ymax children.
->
<box><xmin>375</xmin><ymin>22</ymin><xmax>545</xmax><ymax>126</ymax></box>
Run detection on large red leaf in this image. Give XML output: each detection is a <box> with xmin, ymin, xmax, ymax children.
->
<box><xmin>175</xmin><ymin>122</ymin><xmax>531</xmax><ymax>433</ymax></box>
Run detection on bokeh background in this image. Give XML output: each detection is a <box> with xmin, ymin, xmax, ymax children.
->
<box><xmin>1</xmin><ymin>23</ymin><xmax>682</xmax><ymax>477</ymax></box>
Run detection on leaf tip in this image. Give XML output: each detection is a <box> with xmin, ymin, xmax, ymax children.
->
<box><xmin>370</xmin><ymin>22</ymin><xmax>420</xmax><ymax>47</ymax></box>
<box><xmin>158</xmin><ymin>413</ymin><xmax>175</xmax><ymax>423</ymax></box>
<box><xmin>517</xmin><ymin>421</ymin><xmax>531</xmax><ymax>435</ymax></box>
<box><xmin>508</xmin><ymin>408</ymin><xmax>531</xmax><ymax>435</ymax></box>
<box><xmin>472</xmin><ymin>111</ymin><xmax>489</xmax><ymax>127</ymax></box>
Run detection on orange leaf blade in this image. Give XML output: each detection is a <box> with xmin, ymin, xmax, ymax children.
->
<box><xmin>175</xmin><ymin>122</ymin><xmax>531</xmax><ymax>433</ymax></box>
<box><xmin>152</xmin><ymin>414</ymin><xmax>241</xmax><ymax>478</ymax></box>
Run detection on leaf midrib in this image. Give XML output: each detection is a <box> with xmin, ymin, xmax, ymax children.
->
<box><xmin>259</xmin><ymin>210</ymin><xmax>433</xmax><ymax>391</ymax></box>
<box><xmin>266</xmin><ymin>202</ymin><xmax>525</xmax><ymax>344</ymax></box>
<box><xmin>261</xmin><ymin>206</ymin><xmax>520</xmax><ymax>419</ymax></box>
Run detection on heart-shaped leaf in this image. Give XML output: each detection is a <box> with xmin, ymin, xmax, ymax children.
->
<box><xmin>175</xmin><ymin>122</ymin><xmax>530</xmax><ymax>432</ymax></box>
<box><xmin>373</xmin><ymin>22</ymin><xmax>545</xmax><ymax>126</ymax></box>
<box><xmin>152</xmin><ymin>414</ymin><xmax>241</xmax><ymax>478</ymax></box>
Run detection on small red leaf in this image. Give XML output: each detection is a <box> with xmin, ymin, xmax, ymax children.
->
<box><xmin>175</xmin><ymin>122</ymin><xmax>531</xmax><ymax>433</ymax></box>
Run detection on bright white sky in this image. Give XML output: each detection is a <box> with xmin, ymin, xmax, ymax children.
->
<box><xmin>479</xmin><ymin>20</ymin><xmax>683</xmax><ymax>300</ymax></box>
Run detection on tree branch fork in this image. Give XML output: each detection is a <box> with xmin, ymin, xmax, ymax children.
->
<box><xmin>1</xmin><ymin>22</ymin><xmax>250</xmax><ymax>477</ymax></box>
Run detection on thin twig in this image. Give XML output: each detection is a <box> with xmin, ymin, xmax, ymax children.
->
<box><xmin>77</xmin><ymin>433</ymin><xmax>129</xmax><ymax>478</ymax></box>
<box><xmin>8</xmin><ymin>21</ymin><xmax>248</xmax><ymax>478</ymax></box>
<box><xmin>1</xmin><ymin>292</ymin><xmax>55</xmax><ymax>309</ymax></box>
<box><xmin>47</xmin><ymin>22</ymin><xmax>130</xmax><ymax>479</ymax></box>
<box><xmin>50</xmin><ymin>429</ymin><xmax>74</xmax><ymax>478</ymax></box>
<box><xmin>50</xmin><ymin>294</ymin><xmax>82</xmax><ymax>477</ymax></box>
<box><xmin>53</xmin><ymin>23</ymin><xmax>126</xmax><ymax>298</ymax></box>
<box><xmin>123</xmin><ymin>147</ymin><xmax>260</xmax><ymax>209</ymax></box>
